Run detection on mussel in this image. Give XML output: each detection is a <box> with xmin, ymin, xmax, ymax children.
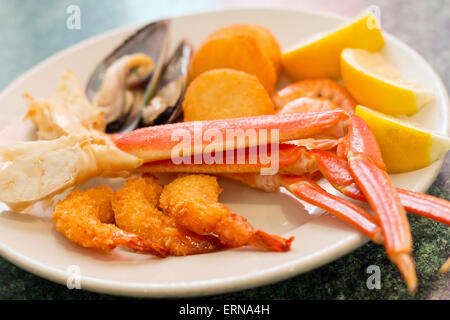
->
<box><xmin>140</xmin><ymin>40</ymin><xmax>192</xmax><ymax>126</ymax></box>
<box><xmin>86</xmin><ymin>20</ymin><xmax>173</xmax><ymax>133</ymax></box>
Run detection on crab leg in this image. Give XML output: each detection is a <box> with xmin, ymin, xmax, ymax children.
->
<box><xmin>310</xmin><ymin>149</ymin><xmax>450</xmax><ymax>225</ymax></box>
<box><xmin>136</xmin><ymin>143</ymin><xmax>315</xmax><ymax>174</ymax></box>
<box><xmin>114</xmin><ymin>111</ymin><xmax>347</xmax><ymax>162</ymax></box>
<box><xmin>342</xmin><ymin>115</ymin><xmax>416</xmax><ymax>292</ymax></box>
<box><xmin>280</xmin><ymin>176</ymin><xmax>383</xmax><ymax>244</ymax></box>
<box><xmin>397</xmin><ymin>190</ymin><xmax>450</xmax><ymax>225</ymax></box>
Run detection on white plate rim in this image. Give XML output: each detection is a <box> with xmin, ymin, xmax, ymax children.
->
<box><xmin>0</xmin><ymin>6</ymin><xmax>448</xmax><ymax>298</ymax></box>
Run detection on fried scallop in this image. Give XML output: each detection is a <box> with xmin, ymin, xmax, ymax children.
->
<box><xmin>182</xmin><ymin>69</ymin><xmax>274</xmax><ymax>121</ymax></box>
<box><xmin>189</xmin><ymin>33</ymin><xmax>277</xmax><ymax>93</ymax></box>
<box><xmin>207</xmin><ymin>23</ymin><xmax>281</xmax><ymax>74</ymax></box>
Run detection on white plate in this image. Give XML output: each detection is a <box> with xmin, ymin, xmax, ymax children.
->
<box><xmin>0</xmin><ymin>7</ymin><xmax>448</xmax><ymax>298</ymax></box>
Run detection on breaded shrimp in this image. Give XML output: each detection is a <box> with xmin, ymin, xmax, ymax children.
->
<box><xmin>112</xmin><ymin>176</ymin><xmax>224</xmax><ymax>256</ymax></box>
<box><xmin>159</xmin><ymin>174</ymin><xmax>294</xmax><ymax>251</ymax></box>
<box><xmin>53</xmin><ymin>186</ymin><xmax>167</xmax><ymax>256</ymax></box>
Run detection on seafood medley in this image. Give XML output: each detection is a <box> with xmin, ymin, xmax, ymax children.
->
<box><xmin>0</xmin><ymin>12</ymin><xmax>449</xmax><ymax>293</ymax></box>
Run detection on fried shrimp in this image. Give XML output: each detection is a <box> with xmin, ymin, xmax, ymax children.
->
<box><xmin>159</xmin><ymin>174</ymin><xmax>294</xmax><ymax>251</ymax></box>
<box><xmin>53</xmin><ymin>186</ymin><xmax>167</xmax><ymax>256</ymax></box>
<box><xmin>112</xmin><ymin>176</ymin><xmax>224</xmax><ymax>256</ymax></box>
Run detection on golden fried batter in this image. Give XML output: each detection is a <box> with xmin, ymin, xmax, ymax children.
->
<box><xmin>83</xmin><ymin>186</ymin><xmax>115</xmax><ymax>224</ymax></box>
<box><xmin>112</xmin><ymin>175</ymin><xmax>223</xmax><ymax>256</ymax></box>
<box><xmin>53</xmin><ymin>185</ymin><xmax>167</xmax><ymax>256</ymax></box>
<box><xmin>160</xmin><ymin>174</ymin><xmax>293</xmax><ymax>251</ymax></box>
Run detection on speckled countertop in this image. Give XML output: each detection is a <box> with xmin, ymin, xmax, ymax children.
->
<box><xmin>0</xmin><ymin>0</ymin><xmax>448</xmax><ymax>300</ymax></box>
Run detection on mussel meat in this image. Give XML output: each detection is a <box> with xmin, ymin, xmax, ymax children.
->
<box><xmin>141</xmin><ymin>40</ymin><xmax>192</xmax><ymax>126</ymax></box>
<box><xmin>86</xmin><ymin>20</ymin><xmax>170</xmax><ymax>133</ymax></box>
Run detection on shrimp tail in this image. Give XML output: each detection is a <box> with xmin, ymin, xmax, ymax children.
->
<box><xmin>252</xmin><ymin>230</ymin><xmax>294</xmax><ymax>252</ymax></box>
<box><xmin>113</xmin><ymin>231</ymin><xmax>169</xmax><ymax>257</ymax></box>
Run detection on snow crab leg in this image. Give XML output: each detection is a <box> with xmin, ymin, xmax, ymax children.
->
<box><xmin>113</xmin><ymin>110</ymin><xmax>348</xmax><ymax>162</ymax></box>
<box><xmin>309</xmin><ymin>149</ymin><xmax>450</xmax><ymax>226</ymax></box>
<box><xmin>344</xmin><ymin>115</ymin><xmax>416</xmax><ymax>291</ymax></box>
<box><xmin>280</xmin><ymin>175</ymin><xmax>383</xmax><ymax>244</ymax></box>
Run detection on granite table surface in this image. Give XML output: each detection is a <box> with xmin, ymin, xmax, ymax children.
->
<box><xmin>0</xmin><ymin>0</ymin><xmax>448</xmax><ymax>300</ymax></box>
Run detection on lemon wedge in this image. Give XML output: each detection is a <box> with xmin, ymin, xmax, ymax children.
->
<box><xmin>355</xmin><ymin>105</ymin><xmax>450</xmax><ymax>173</ymax></box>
<box><xmin>341</xmin><ymin>48</ymin><xmax>434</xmax><ymax>115</ymax></box>
<box><xmin>281</xmin><ymin>13</ymin><xmax>385</xmax><ymax>80</ymax></box>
